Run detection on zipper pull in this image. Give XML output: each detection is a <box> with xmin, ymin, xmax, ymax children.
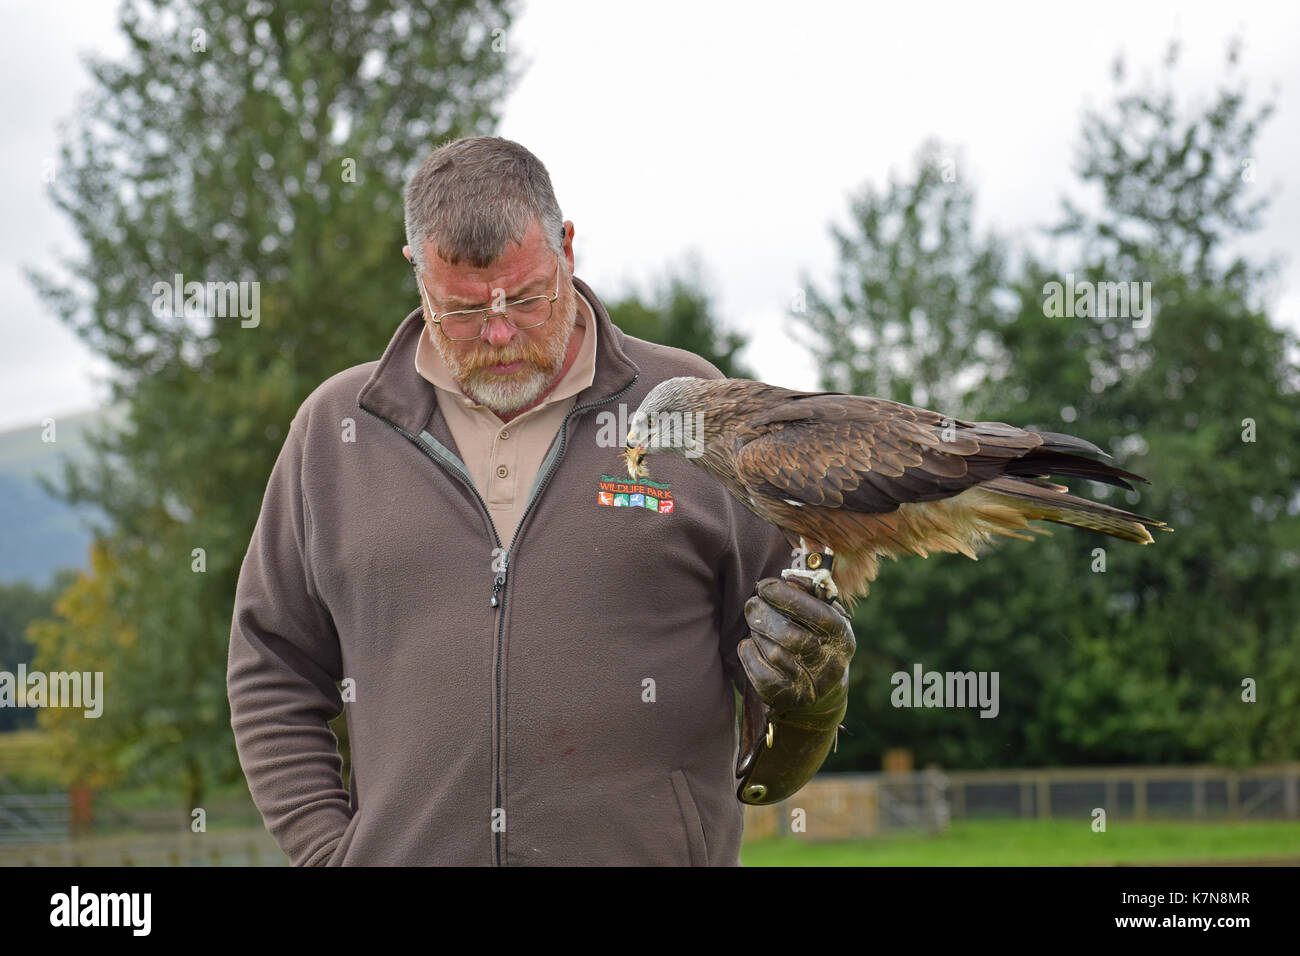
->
<box><xmin>490</xmin><ymin>550</ymin><xmax>509</xmax><ymax>608</ymax></box>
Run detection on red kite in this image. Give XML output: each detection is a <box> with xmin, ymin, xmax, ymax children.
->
<box><xmin>624</xmin><ymin>377</ymin><xmax>1170</xmax><ymax>610</ymax></box>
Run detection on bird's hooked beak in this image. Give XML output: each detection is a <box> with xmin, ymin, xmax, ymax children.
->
<box><xmin>625</xmin><ymin>433</ymin><xmax>648</xmax><ymax>479</ymax></box>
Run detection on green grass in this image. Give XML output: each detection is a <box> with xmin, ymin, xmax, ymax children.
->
<box><xmin>741</xmin><ymin>818</ymin><xmax>1300</xmax><ymax>866</ymax></box>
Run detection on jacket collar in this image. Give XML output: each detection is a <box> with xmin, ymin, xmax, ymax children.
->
<box><xmin>357</xmin><ymin>275</ymin><xmax>640</xmax><ymax>436</ymax></box>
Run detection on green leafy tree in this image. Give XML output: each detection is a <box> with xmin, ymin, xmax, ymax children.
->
<box><xmin>1053</xmin><ymin>39</ymin><xmax>1275</xmax><ymax>294</ymax></box>
<box><xmin>605</xmin><ymin>255</ymin><xmax>753</xmax><ymax>379</ymax></box>
<box><xmin>0</xmin><ymin>571</ymin><xmax>78</xmax><ymax>732</ymax></box>
<box><xmin>996</xmin><ymin>41</ymin><xmax>1299</xmax><ymax>767</ymax></box>
<box><xmin>26</xmin><ymin>544</ymin><xmax>138</xmax><ymax>790</ymax></box>
<box><xmin>28</xmin><ymin>0</ymin><xmax>517</xmax><ymax>806</ymax></box>
<box><xmin>797</xmin><ymin>140</ymin><xmax>1009</xmax><ymax>412</ymax></box>
<box><xmin>817</xmin><ymin>41</ymin><xmax>1299</xmax><ymax>772</ymax></box>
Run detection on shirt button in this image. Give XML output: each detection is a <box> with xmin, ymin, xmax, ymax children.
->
<box><xmin>496</xmin><ymin>465</ymin><xmax>509</xmax><ymax>479</ymax></box>
<box><xmin>499</xmin><ymin>429</ymin><xmax>510</xmax><ymax>440</ymax></box>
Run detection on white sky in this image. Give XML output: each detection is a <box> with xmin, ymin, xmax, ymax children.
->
<box><xmin>2</xmin><ymin>0</ymin><xmax>1298</xmax><ymax>432</ymax></box>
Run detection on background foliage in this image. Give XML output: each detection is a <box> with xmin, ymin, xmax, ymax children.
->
<box><xmin>802</xmin><ymin>44</ymin><xmax>1299</xmax><ymax>771</ymax></box>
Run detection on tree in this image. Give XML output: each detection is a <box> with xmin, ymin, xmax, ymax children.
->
<box><xmin>26</xmin><ymin>544</ymin><xmax>137</xmax><ymax>791</ymax></box>
<box><xmin>1031</xmin><ymin>43</ymin><xmax>1299</xmax><ymax>767</ymax></box>
<box><xmin>796</xmin><ymin>140</ymin><xmax>1009</xmax><ymax>412</ymax></box>
<box><xmin>1053</xmin><ymin>39</ymin><xmax>1275</xmax><ymax>295</ymax></box>
<box><xmin>27</xmin><ymin>0</ymin><xmax>518</xmax><ymax>806</ymax></box>
<box><xmin>605</xmin><ymin>254</ymin><xmax>753</xmax><ymax>378</ymax></box>
<box><xmin>0</xmin><ymin>571</ymin><xmax>78</xmax><ymax>732</ymax></box>
<box><xmin>815</xmin><ymin>40</ymin><xmax>1299</xmax><ymax>772</ymax></box>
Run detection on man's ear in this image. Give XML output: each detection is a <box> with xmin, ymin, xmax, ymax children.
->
<box><xmin>403</xmin><ymin>244</ymin><xmax>413</xmax><ymax>265</ymax></box>
<box><xmin>561</xmin><ymin>221</ymin><xmax>576</xmax><ymax>275</ymax></box>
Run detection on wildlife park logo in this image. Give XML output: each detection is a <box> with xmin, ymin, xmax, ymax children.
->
<box><xmin>597</xmin><ymin>474</ymin><xmax>675</xmax><ymax>514</ymax></box>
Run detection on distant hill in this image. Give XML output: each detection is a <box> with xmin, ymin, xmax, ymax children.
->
<box><xmin>0</xmin><ymin>407</ymin><xmax>125</xmax><ymax>586</ymax></box>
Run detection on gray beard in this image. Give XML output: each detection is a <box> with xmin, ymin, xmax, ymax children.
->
<box><xmin>461</xmin><ymin>359</ymin><xmax>560</xmax><ymax>414</ymax></box>
<box><xmin>437</xmin><ymin>293</ymin><xmax>579</xmax><ymax>416</ymax></box>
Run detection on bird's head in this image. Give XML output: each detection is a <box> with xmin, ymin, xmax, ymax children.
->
<box><xmin>624</xmin><ymin>376</ymin><xmax>709</xmax><ymax>479</ymax></box>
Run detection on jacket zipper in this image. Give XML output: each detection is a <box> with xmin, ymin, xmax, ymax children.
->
<box><xmin>358</xmin><ymin>406</ymin><xmax>510</xmax><ymax>867</ymax></box>
<box><xmin>484</xmin><ymin>374</ymin><xmax>639</xmax><ymax>865</ymax></box>
<box><xmin>359</xmin><ymin>372</ymin><xmax>639</xmax><ymax>865</ymax></box>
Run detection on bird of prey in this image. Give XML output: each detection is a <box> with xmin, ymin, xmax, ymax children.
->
<box><xmin>623</xmin><ymin>377</ymin><xmax>1170</xmax><ymax>610</ymax></box>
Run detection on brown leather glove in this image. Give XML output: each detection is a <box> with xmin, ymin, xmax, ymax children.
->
<box><xmin>735</xmin><ymin>576</ymin><xmax>855</xmax><ymax>805</ymax></box>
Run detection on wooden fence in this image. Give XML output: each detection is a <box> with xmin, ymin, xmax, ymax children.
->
<box><xmin>744</xmin><ymin>770</ymin><xmax>948</xmax><ymax>840</ymax></box>
<box><xmin>946</xmin><ymin>763</ymin><xmax>1300</xmax><ymax>822</ymax></box>
<box><xmin>3</xmin><ymin>759</ymin><xmax>1297</xmax><ymax>857</ymax></box>
<box><xmin>0</xmin><ymin>828</ymin><xmax>286</xmax><ymax>867</ymax></box>
<box><xmin>0</xmin><ymin>793</ymin><xmax>69</xmax><ymax>844</ymax></box>
<box><xmin>744</xmin><ymin>763</ymin><xmax>1300</xmax><ymax>841</ymax></box>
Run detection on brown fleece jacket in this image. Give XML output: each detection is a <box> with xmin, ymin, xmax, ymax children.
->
<box><xmin>227</xmin><ymin>276</ymin><xmax>792</xmax><ymax>865</ymax></box>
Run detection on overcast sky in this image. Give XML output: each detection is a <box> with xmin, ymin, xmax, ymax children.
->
<box><xmin>3</xmin><ymin>0</ymin><xmax>1298</xmax><ymax>433</ymax></box>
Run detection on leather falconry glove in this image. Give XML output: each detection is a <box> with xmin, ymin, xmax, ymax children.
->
<box><xmin>735</xmin><ymin>575</ymin><xmax>855</xmax><ymax>805</ymax></box>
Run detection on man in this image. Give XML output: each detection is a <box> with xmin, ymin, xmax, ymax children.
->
<box><xmin>227</xmin><ymin>136</ymin><xmax>855</xmax><ymax>866</ymax></box>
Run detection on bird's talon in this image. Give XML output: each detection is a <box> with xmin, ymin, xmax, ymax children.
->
<box><xmin>781</xmin><ymin>567</ymin><xmax>839</xmax><ymax>603</ymax></box>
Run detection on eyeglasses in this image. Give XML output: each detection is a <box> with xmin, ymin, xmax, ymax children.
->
<box><xmin>415</xmin><ymin>263</ymin><xmax>562</xmax><ymax>341</ymax></box>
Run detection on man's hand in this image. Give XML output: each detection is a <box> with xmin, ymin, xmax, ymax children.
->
<box><xmin>733</xmin><ymin>576</ymin><xmax>856</xmax><ymax>804</ymax></box>
<box><xmin>738</xmin><ymin>576</ymin><xmax>855</xmax><ymax>720</ymax></box>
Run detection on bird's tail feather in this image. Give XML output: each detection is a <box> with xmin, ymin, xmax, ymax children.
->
<box><xmin>1005</xmin><ymin>448</ymin><xmax>1150</xmax><ymax>491</ymax></box>
<box><xmin>978</xmin><ymin>476</ymin><xmax>1171</xmax><ymax>544</ymax></box>
<box><xmin>1024</xmin><ymin>429</ymin><xmax>1110</xmax><ymax>458</ymax></box>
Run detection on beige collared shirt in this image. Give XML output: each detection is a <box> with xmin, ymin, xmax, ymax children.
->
<box><xmin>414</xmin><ymin>292</ymin><xmax>598</xmax><ymax>545</ymax></box>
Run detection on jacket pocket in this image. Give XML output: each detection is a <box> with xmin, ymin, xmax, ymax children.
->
<box><xmin>670</xmin><ymin>769</ymin><xmax>710</xmax><ymax>867</ymax></box>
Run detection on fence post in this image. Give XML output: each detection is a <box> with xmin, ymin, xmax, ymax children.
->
<box><xmin>1037</xmin><ymin>776</ymin><xmax>1051</xmax><ymax>819</ymax></box>
<box><xmin>1134</xmin><ymin>773</ymin><xmax>1147</xmax><ymax>821</ymax></box>
<box><xmin>69</xmin><ymin>784</ymin><xmax>94</xmax><ymax>837</ymax></box>
<box><xmin>1227</xmin><ymin>772</ymin><xmax>1239</xmax><ymax>819</ymax></box>
<box><xmin>922</xmin><ymin>769</ymin><xmax>949</xmax><ymax>832</ymax></box>
<box><xmin>1285</xmin><ymin>768</ymin><xmax>1299</xmax><ymax>819</ymax></box>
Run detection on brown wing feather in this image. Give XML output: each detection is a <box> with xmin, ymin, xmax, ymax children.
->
<box><xmin>732</xmin><ymin>395</ymin><xmax>1043</xmax><ymax>513</ymax></box>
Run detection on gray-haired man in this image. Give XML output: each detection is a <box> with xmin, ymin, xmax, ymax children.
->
<box><xmin>227</xmin><ymin>136</ymin><xmax>855</xmax><ymax>865</ymax></box>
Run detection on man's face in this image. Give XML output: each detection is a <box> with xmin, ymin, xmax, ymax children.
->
<box><xmin>414</xmin><ymin>220</ymin><xmax>578</xmax><ymax>416</ymax></box>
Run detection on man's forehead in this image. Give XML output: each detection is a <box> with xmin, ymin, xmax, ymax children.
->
<box><xmin>422</xmin><ymin>239</ymin><xmax>551</xmax><ymax>303</ymax></box>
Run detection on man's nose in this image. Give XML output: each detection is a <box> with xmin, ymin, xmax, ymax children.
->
<box><xmin>481</xmin><ymin>312</ymin><xmax>518</xmax><ymax>347</ymax></box>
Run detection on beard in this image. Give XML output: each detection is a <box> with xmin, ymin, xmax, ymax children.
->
<box><xmin>430</xmin><ymin>279</ymin><xmax>579</xmax><ymax>416</ymax></box>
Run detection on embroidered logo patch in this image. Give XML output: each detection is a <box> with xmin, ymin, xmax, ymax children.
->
<box><xmin>597</xmin><ymin>474</ymin><xmax>676</xmax><ymax>514</ymax></box>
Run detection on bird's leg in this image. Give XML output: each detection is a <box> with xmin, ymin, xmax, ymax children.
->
<box><xmin>782</xmin><ymin>539</ymin><xmax>839</xmax><ymax>603</ymax></box>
